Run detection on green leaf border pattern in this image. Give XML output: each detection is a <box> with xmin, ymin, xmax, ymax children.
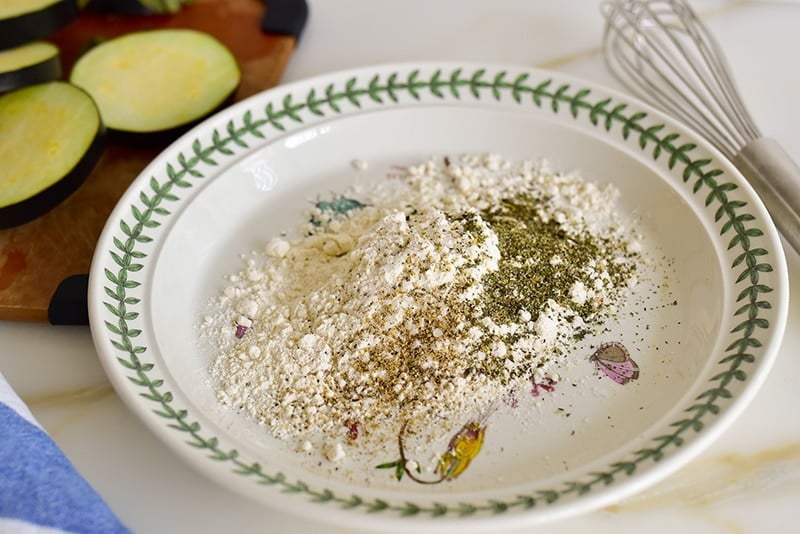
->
<box><xmin>102</xmin><ymin>67</ymin><xmax>774</xmax><ymax>518</ymax></box>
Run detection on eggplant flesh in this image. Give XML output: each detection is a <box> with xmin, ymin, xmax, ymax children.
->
<box><xmin>0</xmin><ymin>42</ymin><xmax>61</xmax><ymax>93</ymax></box>
<box><xmin>0</xmin><ymin>82</ymin><xmax>105</xmax><ymax>228</ymax></box>
<box><xmin>70</xmin><ymin>29</ymin><xmax>240</xmax><ymax>134</ymax></box>
<box><xmin>0</xmin><ymin>0</ymin><xmax>79</xmax><ymax>50</ymax></box>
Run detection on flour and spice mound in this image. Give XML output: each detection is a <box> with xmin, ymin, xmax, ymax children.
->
<box><xmin>202</xmin><ymin>153</ymin><xmax>643</xmax><ymax>459</ymax></box>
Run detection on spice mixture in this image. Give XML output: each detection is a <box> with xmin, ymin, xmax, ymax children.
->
<box><xmin>202</xmin><ymin>153</ymin><xmax>642</xmax><ymax>461</ymax></box>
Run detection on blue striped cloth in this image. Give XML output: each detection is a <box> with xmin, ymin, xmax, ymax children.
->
<box><xmin>0</xmin><ymin>372</ymin><xmax>129</xmax><ymax>534</ymax></box>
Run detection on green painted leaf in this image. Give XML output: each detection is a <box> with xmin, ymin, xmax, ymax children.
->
<box><xmin>511</xmin><ymin>72</ymin><xmax>529</xmax><ymax>104</ymax></box>
<box><xmin>312</xmin><ymin>489</ymin><xmax>334</xmax><ymax>503</ymax></box>
<box><xmin>103</xmin><ymin>302</ymin><xmax>122</xmax><ymax>318</ymax></box>
<box><xmin>325</xmin><ymin>83</ymin><xmax>341</xmax><ymax>112</ymax></box>
<box><xmin>589</xmin><ymin>97</ymin><xmax>611</xmax><ymax>127</ymax></box>
<box><xmin>341</xmin><ymin>495</ymin><xmax>363</xmax><ymax>509</ymax></box>
<box><xmin>564</xmin><ymin>481</ymin><xmax>592</xmax><ymax>496</ymax></box>
<box><xmin>621</xmin><ymin>111</ymin><xmax>647</xmax><ymax>140</ymax></box>
<box><xmin>448</xmin><ymin>68</ymin><xmax>462</xmax><ymax>98</ymax></box>
<box><xmin>368</xmin><ymin>75</ymin><xmax>383</xmax><ymax>103</ymax></box>
<box><xmin>400</xmin><ymin>502</ymin><xmax>421</xmax><ymax>516</ymax></box>
<box><xmin>407</xmin><ymin>69</ymin><xmax>421</xmax><ymax>100</ymax></box>
<box><xmin>430</xmin><ymin>69</ymin><xmax>444</xmax><ymax>99</ymax></box>
<box><xmin>532</xmin><ymin>79</ymin><xmax>552</xmax><ymax>107</ymax></box>
<box><xmin>457</xmin><ymin>503</ymin><xmax>478</xmax><ymax>516</ymax></box>
<box><xmin>430</xmin><ymin>502</ymin><xmax>448</xmax><ymax>516</ymax></box>
<box><xmin>551</xmin><ymin>83</ymin><xmax>570</xmax><ymax>113</ymax></box>
<box><xmin>368</xmin><ymin>499</ymin><xmax>389</xmax><ymax>513</ymax></box>
<box><xmin>345</xmin><ymin>77</ymin><xmax>361</xmax><ymax>107</ymax></box>
<box><xmin>491</xmin><ymin>71</ymin><xmax>506</xmax><ymax>101</ymax></box>
<box><xmin>514</xmin><ymin>495</ymin><xmax>536</xmax><ymax>509</ymax></box>
<box><xmin>570</xmin><ymin>88</ymin><xmax>591</xmax><ymax>118</ymax></box>
<box><xmin>640</xmin><ymin>123</ymin><xmax>664</xmax><ymax>150</ymax></box>
<box><xmin>104</xmin><ymin>321</ymin><xmax>122</xmax><ymax>335</ymax></box>
<box><xmin>683</xmin><ymin>158</ymin><xmax>711</xmax><ymax>182</ymax></box>
<box><xmin>469</xmin><ymin>68</ymin><xmax>486</xmax><ymax>99</ymax></box>
<box><xmin>489</xmin><ymin>500</ymin><xmax>509</xmax><ymax>513</ymax></box>
<box><xmin>668</xmin><ymin>142</ymin><xmax>696</xmax><ymax>170</ymax></box>
<box><xmin>537</xmin><ymin>490</ymin><xmax>559</xmax><ymax>503</ymax></box>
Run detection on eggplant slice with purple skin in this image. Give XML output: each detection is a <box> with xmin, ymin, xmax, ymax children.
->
<box><xmin>0</xmin><ymin>82</ymin><xmax>105</xmax><ymax>228</ymax></box>
<box><xmin>0</xmin><ymin>41</ymin><xmax>61</xmax><ymax>93</ymax></box>
<box><xmin>0</xmin><ymin>0</ymin><xmax>79</xmax><ymax>50</ymax></box>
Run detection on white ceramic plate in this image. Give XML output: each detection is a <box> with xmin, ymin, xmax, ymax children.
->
<box><xmin>88</xmin><ymin>63</ymin><xmax>788</xmax><ymax>532</ymax></box>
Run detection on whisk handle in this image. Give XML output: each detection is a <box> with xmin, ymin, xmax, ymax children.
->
<box><xmin>732</xmin><ymin>137</ymin><xmax>800</xmax><ymax>255</ymax></box>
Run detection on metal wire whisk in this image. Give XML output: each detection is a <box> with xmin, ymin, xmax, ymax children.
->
<box><xmin>602</xmin><ymin>0</ymin><xmax>800</xmax><ymax>254</ymax></box>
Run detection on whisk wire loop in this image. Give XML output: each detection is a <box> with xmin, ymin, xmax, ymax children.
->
<box><xmin>680</xmin><ymin>3</ymin><xmax>761</xmax><ymax>141</ymax></box>
<box><xmin>606</xmin><ymin>2</ymin><xmax>735</xmax><ymax>154</ymax></box>
<box><xmin>602</xmin><ymin>0</ymin><xmax>800</xmax><ymax>255</ymax></box>
<box><xmin>602</xmin><ymin>0</ymin><xmax>761</xmax><ymax>159</ymax></box>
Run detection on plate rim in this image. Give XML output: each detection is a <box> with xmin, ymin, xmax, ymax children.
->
<box><xmin>87</xmin><ymin>61</ymin><xmax>789</xmax><ymax>529</ymax></box>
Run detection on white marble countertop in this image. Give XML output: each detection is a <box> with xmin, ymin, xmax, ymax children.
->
<box><xmin>2</xmin><ymin>1</ymin><xmax>799</xmax><ymax>532</ymax></box>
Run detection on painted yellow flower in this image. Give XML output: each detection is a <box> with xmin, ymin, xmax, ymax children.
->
<box><xmin>437</xmin><ymin>421</ymin><xmax>486</xmax><ymax>480</ymax></box>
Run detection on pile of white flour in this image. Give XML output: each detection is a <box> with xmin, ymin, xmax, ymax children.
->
<box><xmin>201</xmin><ymin>153</ymin><xmax>641</xmax><ymax>458</ymax></box>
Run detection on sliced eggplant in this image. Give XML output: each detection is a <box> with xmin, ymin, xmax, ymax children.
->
<box><xmin>0</xmin><ymin>82</ymin><xmax>105</xmax><ymax>228</ymax></box>
<box><xmin>70</xmin><ymin>29</ymin><xmax>240</xmax><ymax>134</ymax></box>
<box><xmin>0</xmin><ymin>0</ymin><xmax>79</xmax><ymax>50</ymax></box>
<box><xmin>0</xmin><ymin>41</ymin><xmax>61</xmax><ymax>93</ymax></box>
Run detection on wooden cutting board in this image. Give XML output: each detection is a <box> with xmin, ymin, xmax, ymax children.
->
<box><xmin>0</xmin><ymin>0</ymin><xmax>302</xmax><ymax>323</ymax></box>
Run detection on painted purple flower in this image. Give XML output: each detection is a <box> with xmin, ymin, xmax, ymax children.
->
<box><xmin>591</xmin><ymin>342</ymin><xmax>639</xmax><ymax>385</ymax></box>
